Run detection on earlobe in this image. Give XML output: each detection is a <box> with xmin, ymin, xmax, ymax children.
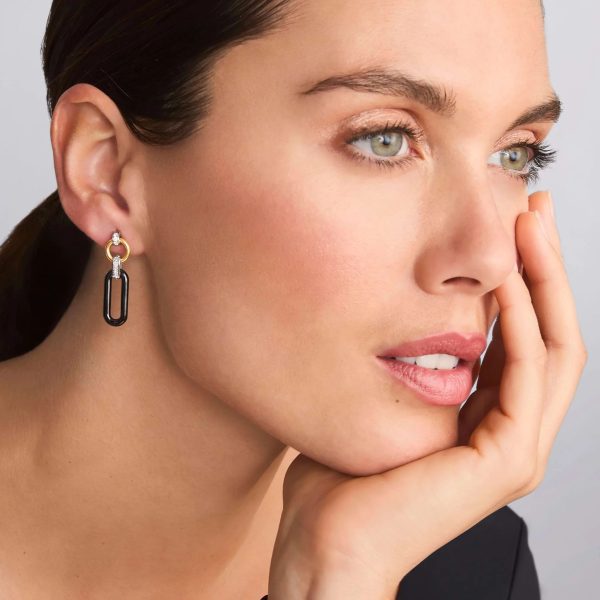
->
<box><xmin>49</xmin><ymin>83</ymin><xmax>146</xmax><ymax>255</ymax></box>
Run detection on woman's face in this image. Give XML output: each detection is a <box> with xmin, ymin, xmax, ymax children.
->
<box><xmin>142</xmin><ymin>0</ymin><xmax>556</xmax><ymax>475</ymax></box>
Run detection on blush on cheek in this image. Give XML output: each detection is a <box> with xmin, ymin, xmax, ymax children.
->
<box><xmin>209</xmin><ymin>178</ymin><xmax>369</xmax><ymax>325</ymax></box>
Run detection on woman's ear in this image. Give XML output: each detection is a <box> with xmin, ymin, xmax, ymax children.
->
<box><xmin>50</xmin><ymin>83</ymin><xmax>148</xmax><ymax>255</ymax></box>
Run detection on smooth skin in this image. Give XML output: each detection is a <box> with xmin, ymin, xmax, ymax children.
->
<box><xmin>0</xmin><ymin>0</ymin><xmax>587</xmax><ymax>598</ymax></box>
<box><xmin>268</xmin><ymin>194</ymin><xmax>587</xmax><ymax>598</ymax></box>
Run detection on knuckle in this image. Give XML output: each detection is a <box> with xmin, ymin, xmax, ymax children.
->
<box><xmin>564</xmin><ymin>343</ymin><xmax>588</xmax><ymax>372</ymax></box>
<box><xmin>516</xmin><ymin>460</ymin><xmax>538</xmax><ymax>489</ymax></box>
<box><xmin>547</xmin><ymin>340</ymin><xmax>587</xmax><ymax>370</ymax></box>
<box><xmin>533</xmin><ymin>344</ymin><xmax>549</xmax><ymax>364</ymax></box>
<box><xmin>475</xmin><ymin>437</ymin><xmax>543</xmax><ymax>497</ymax></box>
<box><xmin>504</xmin><ymin>452</ymin><xmax>538</xmax><ymax>490</ymax></box>
<box><xmin>481</xmin><ymin>443</ymin><xmax>538</xmax><ymax>493</ymax></box>
<box><xmin>577</xmin><ymin>344</ymin><xmax>589</xmax><ymax>365</ymax></box>
<box><xmin>522</xmin><ymin>460</ymin><xmax>547</xmax><ymax>493</ymax></box>
<box><xmin>518</xmin><ymin>475</ymin><xmax>543</xmax><ymax>497</ymax></box>
<box><xmin>528</xmin><ymin>470</ymin><xmax>545</xmax><ymax>491</ymax></box>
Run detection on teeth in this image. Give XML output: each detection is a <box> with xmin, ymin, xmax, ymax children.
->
<box><xmin>392</xmin><ymin>353</ymin><xmax>460</xmax><ymax>370</ymax></box>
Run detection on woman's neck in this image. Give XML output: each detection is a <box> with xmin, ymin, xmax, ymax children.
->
<box><xmin>0</xmin><ymin>244</ymin><xmax>294</xmax><ymax>597</ymax></box>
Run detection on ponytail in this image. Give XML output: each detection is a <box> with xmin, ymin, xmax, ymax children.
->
<box><xmin>0</xmin><ymin>0</ymin><xmax>298</xmax><ymax>361</ymax></box>
<box><xmin>0</xmin><ymin>192</ymin><xmax>91</xmax><ymax>361</ymax></box>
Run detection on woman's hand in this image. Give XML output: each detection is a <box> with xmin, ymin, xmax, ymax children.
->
<box><xmin>266</xmin><ymin>191</ymin><xmax>588</xmax><ymax>600</ymax></box>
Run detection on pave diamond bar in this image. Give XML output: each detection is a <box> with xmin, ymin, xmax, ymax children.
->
<box><xmin>112</xmin><ymin>255</ymin><xmax>122</xmax><ymax>278</ymax></box>
<box><xmin>112</xmin><ymin>231</ymin><xmax>121</xmax><ymax>246</ymax></box>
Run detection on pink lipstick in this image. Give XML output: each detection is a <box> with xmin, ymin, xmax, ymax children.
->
<box><xmin>375</xmin><ymin>332</ymin><xmax>487</xmax><ymax>406</ymax></box>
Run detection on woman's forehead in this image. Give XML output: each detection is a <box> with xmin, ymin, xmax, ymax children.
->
<box><xmin>276</xmin><ymin>0</ymin><xmax>547</xmax><ymax>76</ymax></box>
<box><xmin>214</xmin><ymin>0</ymin><xmax>552</xmax><ymax>130</ymax></box>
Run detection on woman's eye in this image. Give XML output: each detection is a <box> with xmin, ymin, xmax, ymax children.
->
<box><xmin>350</xmin><ymin>130</ymin><xmax>411</xmax><ymax>160</ymax></box>
<box><xmin>488</xmin><ymin>146</ymin><xmax>532</xmax><ymax>173</ymax></box>
<box><xmin>344</xmin><ymin>121</ymin><xmax>557</xmax><ymax>184</ymax></box>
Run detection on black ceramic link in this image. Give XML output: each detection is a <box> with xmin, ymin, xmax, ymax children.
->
<box><xmin>103</xmin><ymin>268</ymin><xmax>129</xmax><ymax>326</ymax></box>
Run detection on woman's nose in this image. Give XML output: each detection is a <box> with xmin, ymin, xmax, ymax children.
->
<box><xmin>413</xmin><ymin>178</ymin><xmax>519</xmax><ymax>297</ymax></box>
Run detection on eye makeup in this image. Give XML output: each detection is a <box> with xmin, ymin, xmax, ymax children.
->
<box><xmin>343</xmin><ymin>118</ymin><xmax>558</xmax><ymax>185</ymax></box>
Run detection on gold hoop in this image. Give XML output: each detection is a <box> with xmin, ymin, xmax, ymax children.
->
<box><xmin>105</xmin><ymin>236</ymin><xmax>131</xmax><ymax>263</ymax></box>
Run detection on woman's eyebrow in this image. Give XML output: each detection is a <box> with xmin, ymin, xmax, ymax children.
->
<box><xmin>298</xmin><ymin>67</ymin><xmax>562</xmax><ymax>129</ymax></box>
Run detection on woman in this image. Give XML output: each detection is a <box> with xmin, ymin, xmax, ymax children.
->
<box><xmin>0</xmin><ymin>0</ymin><xmax>587</xmax><ymax>598</ymax></box>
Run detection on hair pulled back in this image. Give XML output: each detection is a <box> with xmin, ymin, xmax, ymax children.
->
<box><xmin>0</xmin><ymin>0</ymin><xmax>298</xmax><ymax>361</ymax></box>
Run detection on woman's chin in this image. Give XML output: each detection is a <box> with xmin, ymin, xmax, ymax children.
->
<box><xmin>307</xmin><ymin>419</ymin><xmax>460</xmax><ymax>478</ymax></box>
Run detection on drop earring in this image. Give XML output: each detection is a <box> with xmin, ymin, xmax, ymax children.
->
<box><xmin>103</xmin><ymin>230</ymin><xmax>130</xmax><ymax>326</ymax></box>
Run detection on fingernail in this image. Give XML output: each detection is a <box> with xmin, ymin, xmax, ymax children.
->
<box><xmin>534</xmin><ymin>210</ymin><xmax>551</xmax><ymax>242</ymax></box>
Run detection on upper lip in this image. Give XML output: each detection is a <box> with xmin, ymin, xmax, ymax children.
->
<box><xmin>377</xmin><ymin>331</ymin><xmax>488</xmax><ymax>362</ymax></box>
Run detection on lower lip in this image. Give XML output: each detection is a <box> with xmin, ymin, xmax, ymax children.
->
<box><xmin>375</xmin><ymin>357</ymin><xmax>474</xmax><ymax>406</ymax></box>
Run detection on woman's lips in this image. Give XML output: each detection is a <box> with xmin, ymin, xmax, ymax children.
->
<box><xmin>375</xmin><ymin>357</ymin><xmax>475</xmax><ymax>406</ymax></box>
<box><xmin>378</xmin><ymin>332</ymin><xmax>487</xmax><ymax>363</ymax></box>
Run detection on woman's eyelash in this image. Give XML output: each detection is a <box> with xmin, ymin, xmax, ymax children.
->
<box><xmin>509</xmin><ymin>140</ymin><xmax>558</xmax><ymax>185</ymax></box>
<box><xmin>344</xmin><ymin>120</ymin><xmax>558</xmax><ymax>185</ymax></box>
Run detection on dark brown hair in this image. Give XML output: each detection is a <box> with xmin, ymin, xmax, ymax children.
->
<box><xmin>0</xmin><ymin>0</ymin><xmax>299</xmax><ymax>362</ymax></box>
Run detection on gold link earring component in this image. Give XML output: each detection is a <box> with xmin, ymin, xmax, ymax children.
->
<box><xmin>103</xmin><ymin>230</ymin><xmax>130</xmax><ymax>326</ymax></box>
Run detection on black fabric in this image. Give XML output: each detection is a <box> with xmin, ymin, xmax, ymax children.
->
<box><xmin>506</xmin><ymin>514</ymin><xmax>541</xmax><ymax>600</ymax></box>
<box><xmin>260</xmin><ymin>506</ymin><xmax>540</xmax><ymax>599</ymax></box>
<box><xmin>396</xmin><ymin>506</ymin><xmax>540</xmax><ymax>599</ymax></box>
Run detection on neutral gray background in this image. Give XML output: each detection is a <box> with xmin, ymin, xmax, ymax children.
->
<box><xmin>1</xmin><ymin>1</ymin><xmax>598</xmax><ymax>597</ymax></box>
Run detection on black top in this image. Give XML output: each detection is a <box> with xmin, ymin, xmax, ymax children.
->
<box><xmin>260</xmin><ymin>506</ymin><xmax>540</xmax><ymax>599</ymax></box>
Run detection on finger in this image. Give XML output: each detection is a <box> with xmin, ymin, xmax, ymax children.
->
<box><xmin>457</xmin><ymin>318</ymin><xmax>502</xmax><ymax>444</ymax></box>
<box><xmin>519</xmin><ymin>196</ymin><xmax>588</xmax><ymax>460</ymax></box>
<box><xmin>457</xmin><ymin>386</ymin><xmax>498</xmax><ymax>446</ymax></box>
<box><xmin>522</xmin><ymin>191</ymin><xmax>559</xmax><ymax>292</ymax></box>
<box><xmin>468</xmin><ymin>189</ymin><xmax>553</xmax><ymax>393</ymax></box>
<box><xmin>474</xmin><ymin>315</ymin><xmax>504</xmax><ymax>390</ymax></box>
<box><xmin>528</xmin><ymin>190</ymin><xmax>562</xmax><ymax>257</ymax></box>
<box><xmin>471</xmin><ymin>188</ymin><xmax>553</xmax><ymax>393</ymax></box>
<box><xmin>457</xmin><ymin>317</ymin><xmax>503</xmax><ymax>445</ymax></box>
<box><xmin>536</xmin><ymin>347</ymin><xmax>586</xmax><ymax>465</ymax></box>
<box><xmin>517</xmin><ymin>207</ymin><xmax>584</xmax><ymax>359</ymax></box>
<box><xmin>477</xmin><ymin>261</ymin><xmax>546</xmax><ymax>451</ymax></box>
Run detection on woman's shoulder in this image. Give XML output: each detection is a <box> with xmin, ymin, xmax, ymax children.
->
<box><xmin>396</xmin><ymin>505</ymin><xmax>540</xmax><ymax>599</ymax></box>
